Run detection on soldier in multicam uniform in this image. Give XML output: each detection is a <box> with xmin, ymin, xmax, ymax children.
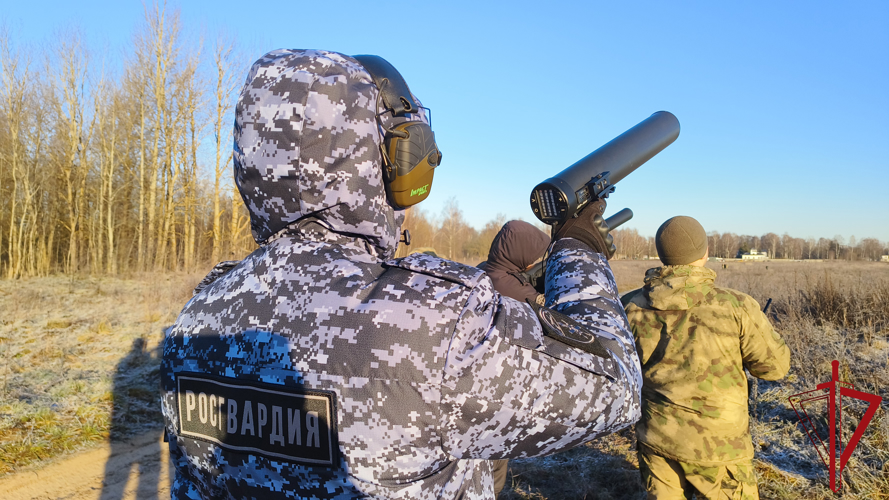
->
<box><xmin>161</xmin><ymin>49</ymin><xmax>642</xmax><ymax>499</ymax></box>
<box><xmin>620</xmin><ymin>216</ymin><xmax>790</xmax><ymax>500</ymax></box>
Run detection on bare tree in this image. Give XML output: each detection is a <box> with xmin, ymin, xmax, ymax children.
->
<box><xmin>707</xmin><ymin>231</ymin><xmax>720</xmax><ymax>258</ymax></box>
<box><xmin>613</xmin><ymin>228</ymin><xmax>646</xmax><ymax>259</ymax></box>
<box><xmin>52</xmin><ymin>32</ymin><xmax>97</xmax><ymax>274</ymax></box>
<box><xmin>211</xmin><ymin>35</ymin><xmax>239</xmax><ymax>262</ymax></box>
<box><xmin>439</xmin><ymin>197</ymin><xmax>469</xmax><ymax>261</ymax></box>
<box><xmin>1</xmin><ymin>30</ymin><xmax>44</xmax><ymax>278</ymax></box>
<box><xmin>761</xmin><ymin>233</ymin><xmax>778</xmax><ymax>259</ymax></box>
<box><xmin>859</xmin><ymin>238</ymin><xmax>881</xmax><ymax>261</ymax></box>
<box><xmin>142</xmin><ymin>1</ymin><xmax>181</xmax><ymax>269</ymax></box>
<box><xmin>177</xmin><ymin>46</ymin><xmax>206</xmax><ymax>271</ymax></box>
<box><xmin>125</xmin><ymin>27</ymin><xmax>153</xmax><ymax>270</ymax></box>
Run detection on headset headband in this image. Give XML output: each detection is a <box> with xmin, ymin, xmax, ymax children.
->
<box><xmin>351</xmin><ymin>54</ymin><xmax>440</xmax><ymax>210</ymax></box>
<box><xmin>352</xmin><ymin>55</ymin><xmax>416</xmax><ymax>116</ymax></box>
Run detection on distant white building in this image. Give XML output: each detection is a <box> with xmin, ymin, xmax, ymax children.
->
<box><xmin>882</xmin><ymin>255</ymin><xmax>889</xmax><ymax>263</ymax></box>
<box><xmin>740</xmin><ymin>249</ymin><xmax>769</xmax><ymax>261</ymax></box>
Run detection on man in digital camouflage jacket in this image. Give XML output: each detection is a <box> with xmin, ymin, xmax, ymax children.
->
<box><xmin>161</xmin><ymin>49</ymin><xmax>642</xmax><ymax>499</ymax></box>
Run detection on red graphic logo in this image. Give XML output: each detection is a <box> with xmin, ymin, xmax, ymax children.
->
<box><xmin>788</xmin><ymin>360</ymin><xmax>882</xmax><ymax>493</ymax></box>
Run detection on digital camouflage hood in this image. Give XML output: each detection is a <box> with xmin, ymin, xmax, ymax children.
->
<box><xmin>233</xmin><ymin>49</ymin><xmax>428</xmax><ymax>259</ymax></box>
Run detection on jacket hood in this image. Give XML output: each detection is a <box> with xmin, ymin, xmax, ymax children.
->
<box><xmin>486</xmin><ymin>220</ymin><xmax>550</xmax><ymax>273</ymax></box>
<box><xmin>642</xmin><ymin>265</ymin><xmax>717</xmax><ymax>310</ymax></box>
<box><xmin>233</xmin><ymin>49</ymin><xmax>429</xmax><ymax>259</ymax></box>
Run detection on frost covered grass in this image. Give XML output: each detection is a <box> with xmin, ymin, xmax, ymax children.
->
<box><xmin>0</xmin><ymin>272</ymin><xmax>201</xmax><ymax>475</ymax></box>
<box><xmin>714</xmin><ymin>261</ymin><xmax>889</xmax><ymax>498</ymax></box>
<box><xmin>502</xmin><ymin>428</ymin><xmax>645</xmax><ymax>499</ymax></box>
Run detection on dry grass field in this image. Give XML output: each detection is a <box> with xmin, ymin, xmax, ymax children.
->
<box><xmin>0</xmin><ymin>271</ymin><xmax>202</xmax><ymax>476</ymax></box>
<box><xmin>1</xmin><ymin>259</ymin><xmax>887</xmax><ymax>499</ymax></box>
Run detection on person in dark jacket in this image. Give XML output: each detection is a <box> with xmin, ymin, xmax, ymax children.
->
<box><xmin>161</xmin><ymin>49</ymin><xmax>641</xmax><ymax>499</ymax></box>
<box><xmin>478</xmin><ymin>220</ymin><xmax>550</xmax><ymax>309</ymax></box>
<box><xmin>477</xmin><ymin>220</ymin><xmax>550</xmax><ymax>495</ymax></box>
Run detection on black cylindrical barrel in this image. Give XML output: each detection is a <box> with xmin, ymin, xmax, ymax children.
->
<box><xmin>573</xmin><ymin>111</ymin><xmax>680</xmax><ymax>187</ymax></box>
<box><xmin>530</xmin><ymin>111</ymin><xmax>680</xmax><ymax>224</ymax></box>
<box><xmin>605</xmin><ymin>208</ymin><xmax>633</xmax><ymax>230</ymax></box>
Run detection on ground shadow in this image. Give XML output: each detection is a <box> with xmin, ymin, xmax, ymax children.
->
<box><xmin>100</xmin><ymin>334</ymin><xmax>167</xmax><ymax>498</ymax></box>
<box><xmin>501</xmin><ymin>429</ymin><xmax>646</xmax><ymax>500</ymax></box>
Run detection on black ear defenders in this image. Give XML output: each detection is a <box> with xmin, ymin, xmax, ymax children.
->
<box><xmin>352</xmin><ymin>55</ymin><xmax>442</xmax><ymax>209</ymax></box>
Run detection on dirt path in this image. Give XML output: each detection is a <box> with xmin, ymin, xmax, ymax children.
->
<box><xmin>0</xmin><ymin>431</ymin><xmax>173</xmax><ymax>500</ymax></box>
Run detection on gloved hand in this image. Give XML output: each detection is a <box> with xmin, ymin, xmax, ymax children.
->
<box><xmin>552</xmin><ymin>199</ymin><xmax>616</xmax><ymax>259</ymax></box>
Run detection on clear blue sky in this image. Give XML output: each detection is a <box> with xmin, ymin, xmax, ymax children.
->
<box><xmin>4</xmin><ymin>1</ymin><xmax>888</xmax><ymax>241</ymax></box>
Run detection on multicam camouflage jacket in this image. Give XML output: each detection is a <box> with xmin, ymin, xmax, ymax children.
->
<box><xmin>161</xmin><ymin>49</ymin><xmax>642</xmax><ymax>499</ymax></box>
<box><xmin>621</xmin><ymin>265</ymin><xmax>790</xmax><ymax>466</ymax></box>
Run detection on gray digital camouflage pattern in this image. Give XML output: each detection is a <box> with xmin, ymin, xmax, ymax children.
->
<box><xmin>192</xmin><ymin>260</ymin><xmax>239</xmax><ymax>296</ymax></box>
<box><xmin>161</xmin><ymin>49</ymin><xmax>642</xmax><ymax>499</ymax></box>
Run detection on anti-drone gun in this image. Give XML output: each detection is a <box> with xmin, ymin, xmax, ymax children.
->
<box><xmin>530</xmin><ymin>111</ymin><xmax>681</xmax><ymax>230</ymax></box>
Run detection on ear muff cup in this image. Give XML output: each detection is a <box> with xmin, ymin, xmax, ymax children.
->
<box><xmin>351</xmin><ymin>54</ymin><xmax>442</xmax><ymax>209</ymax></box>
<box><xmin>384</xmin><ymin>121</ymin><xmax>441</xmax><ymax>209</ymax></box>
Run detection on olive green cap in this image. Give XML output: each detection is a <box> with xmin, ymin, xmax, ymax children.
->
<box><xmin>655</xmin><ymin>216</ymin><xmax>707</xmax><ymax>265</ymax></box>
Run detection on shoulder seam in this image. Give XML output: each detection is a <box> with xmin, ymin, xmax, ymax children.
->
<box><xmin>385</xmin><ymin>253</ymin><xmax>486</xmax><ymax>288</ymax></box>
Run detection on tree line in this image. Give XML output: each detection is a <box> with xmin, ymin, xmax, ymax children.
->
<box><xmin>1</xmin><ymin>4</ymin><xmax>886</xmax><ymax>279</ymax></box>
<box><xmin>704</xmin><ymin>231</ymin><xmax>888</xmax><ymax>261</ymax></box>
<box><xmin>399</xmin><ymin>205</ymin><xmax>888</xmax><ymax>264</ymax></box>
<box><xmin>610</xmin><ymin>228</ymin><xmax>888</xmax><ymax>262</ymax></box>
<box><xmin>0</xmin><ymin>3</ymin><xmax>254</xmax><ymax>279</ymax></box>
<box><xmin>554</xmin><ymin>219</ymin><xmax>889</xmax><ymax>263</ymax></box>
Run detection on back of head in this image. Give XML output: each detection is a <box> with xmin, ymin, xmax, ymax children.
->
<box><xmin>487</xmin><ymin>220</ymin><xmax>550</xmax><ymax>272</ymax></box>
<box><xmin>233</xmin><ymin>49</ymin><xmax>430</xmax><ymax>259</ymax></box>
<box><xmin>655</xmin><ymin>216</ymin><xmax>707</xmax><ymax>265</ymax></box>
